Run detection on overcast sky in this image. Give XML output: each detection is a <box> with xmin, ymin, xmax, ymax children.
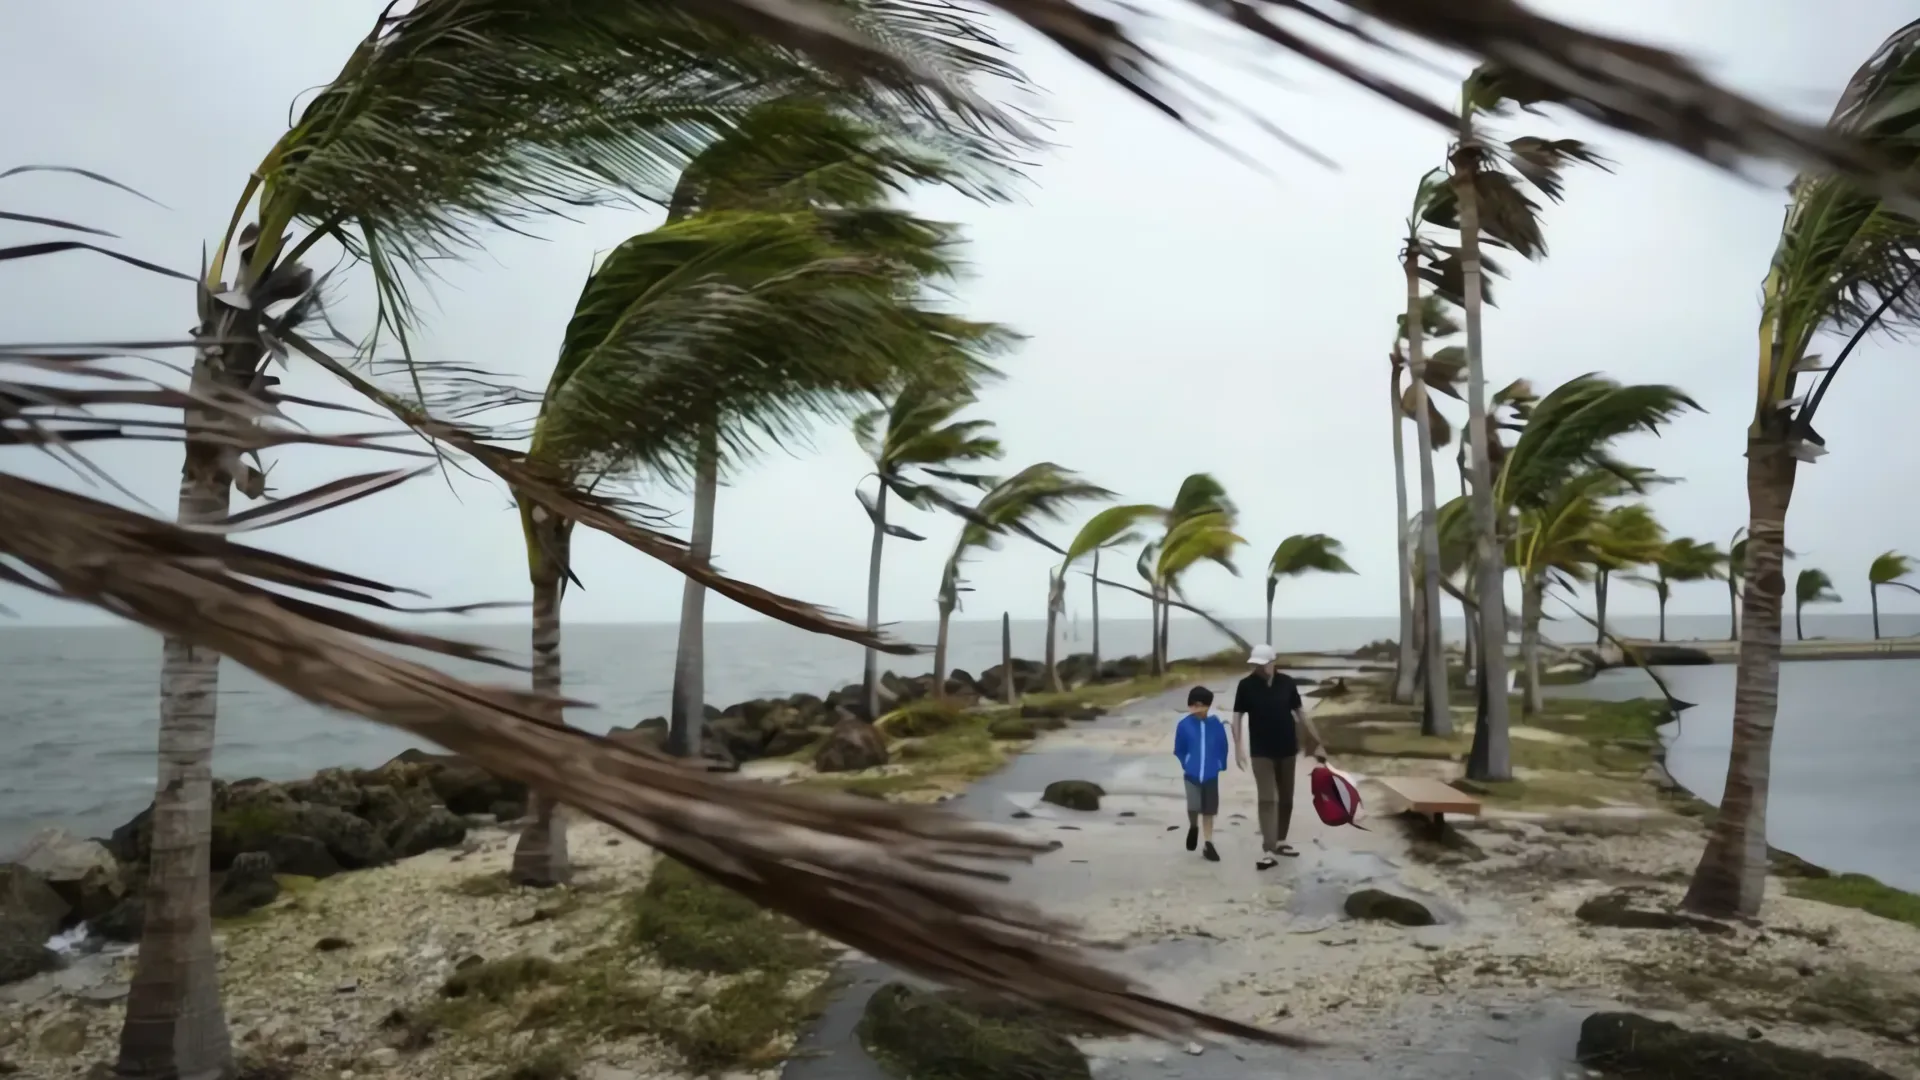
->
<box><xmin>4</xmin><ymin>1</ymin><xmax>1918</xmax><ymax>631</ymax></box>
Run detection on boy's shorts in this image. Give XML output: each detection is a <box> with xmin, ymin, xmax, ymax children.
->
<box><xmin>1184</xmin><ymin>777</ymin><xmax>1220</xmax><ymax>816</ymax></box>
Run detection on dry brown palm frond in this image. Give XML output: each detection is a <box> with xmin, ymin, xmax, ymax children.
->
<box><xmin>0</xmin><ymin>445</ymin><xmax>1311</xmax><ymax>1049</ymax></box>
<box><xmin>686</xmin><ymin>0</ymin><xmax>1919</xmax><ymax>205</ymax></box>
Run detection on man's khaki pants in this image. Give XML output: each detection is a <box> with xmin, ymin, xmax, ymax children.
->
<box><xmin>1250</xmin><ymin>755</ymin><xmax>1297</xmax><ymax>851</ymax></box>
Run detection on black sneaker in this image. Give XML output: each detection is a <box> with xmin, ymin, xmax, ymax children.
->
<box><xmin>1202</xmin><ymin>841</ymin><xmax>1220</xmax><ymax>862</ymax></box>
<box><xmin>1185</xmin><ymin>825</ymin><xmax>1199</xmax><ymax>851</ymax></box>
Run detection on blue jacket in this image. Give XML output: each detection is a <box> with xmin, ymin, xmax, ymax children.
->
<box><xmin>1173</xmin><ymin>713</ymin><xmax>1229</xmax><ymax>784</ymax></box>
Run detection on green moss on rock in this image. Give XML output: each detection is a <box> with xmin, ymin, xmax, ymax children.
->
<box><xmin>857</xmin><ymin>983</ymin><xmax>1092</xmax><ymax>1080</ymax></box>
<box><xmin>630</xmin><ymin>858</ymin><xmax>824</xmax><ymax>975</ymax></box>
<box><xmin>1576</xmin><ymin>1011</ymin><xmax>1896</xmax><ymax>1079</ymax></box>
<box><xmin>1343</xmin><ymin>888</ymin><xmax>1436</xmax><ymax>927</ymax></box>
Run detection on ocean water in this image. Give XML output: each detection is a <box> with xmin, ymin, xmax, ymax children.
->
<box><xmin>0</xmin><ymin>611</ymin><xmax>1909</xmax><ymax>860</ymax></box>
<box><xmin>1558</xmin><ymin>661</ymin><xmax>1920</xmax><ymax>892</ymax></box>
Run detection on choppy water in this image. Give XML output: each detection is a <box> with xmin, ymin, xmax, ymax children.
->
<box><xmin>0</xmin><ymin>611</ymin><xmax>1907</xmax><ymax>863</ymax></box>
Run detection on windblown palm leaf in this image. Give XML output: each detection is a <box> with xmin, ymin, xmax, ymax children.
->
<box><xmin>1796</xmin><ymin>568</ymin><xmax>1841</xmax><ymax>606</ymax></box>
<box><xmin>1063</xmin><ymin>503</ymin><xmax>1165</xmax><ymax>568</ymax></box>
<box><xmin>938</xmin><ymin>463</ymin><xmax>1112</xmax><ymax>608</ymax></box>
<box><xmin>1586</xmin><ymin>503</ymin><xmax>1666</xmax><ymax>572</ymax></box>
<box><xmin>1869</xmin><ymin>550</ymin><xmax>1917</xmax><ymax>587</ymax></box>
<box><xmin>1496</xmin><ymin>374</ymin><xmax>1698</xmax><ymax>510</ymax></box>
<box><xmin>1266</xmin><ymin>534</ymin><xmax>1356</xmax><ymax>595</ymax></box>
<box><xmin>0</xmin><ymin>358</ymin><xmax>1309</xmax><ymax>1048</ymax></box>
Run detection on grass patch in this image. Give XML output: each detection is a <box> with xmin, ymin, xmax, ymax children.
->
<box><xmin>453</xmin><ymin>871</ymin><xmax>517</xmax><ymax>898</ymax></box>
<box><xmin>1621</xmin><ymin>949</ymin><xmax>1920</xmax><ymax>1043</ymax></box>
<box><xmin>877</xmin><ymin>699</ymin><xmax>973</xmax><ymax>739</ymax></box>
<box><xmin>857</xmin><ymin>983</ymin><xmax>1092</xmax><ymax>1080</ymax></box>
<box><xmin>444</xmin><ymin>956</ymin><xmax>560</xmax><ymax>1002</ymax></box>
<box><xmin>630</xmin><ymin>858</ymin><xmax>827</xmax><ymax>975</ymax></box>
<box><xmin>1789</xmin><ymin>873</ymin><xmax>1920</xmax><ymax>929</ymax></box>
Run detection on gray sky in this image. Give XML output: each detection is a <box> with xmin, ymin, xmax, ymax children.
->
<box><xmin>4</xmin><ymin>1</ymin><xmax>1918</xmax><ymax>630</ymax></box>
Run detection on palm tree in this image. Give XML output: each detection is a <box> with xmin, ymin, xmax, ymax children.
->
<box><xmin>1427</xmin><ymin>63</ymin><xmax>1610</xmax><ymax>773</ymax></box>
<box><xmin>1637</xmin><ymin>539</ymin><xmax>1728</xmax><ymax>643</ymax></box>
<box><xmin>91</xmin><ymin>9</ymin><xmax>1034</xmax><ymax>1072</ymax></box>
<box><xmin>1137</xmin><ymin>475</ymin><xmax>1238</xmax><ymax>672</ymax></box>
<box><xmin>1398</xmin><ymin>173</ymin><xmax>1468</xmax><ymax>734</ymax></box>
<box><xmin>1795</xmin><ymin>568</ymin><xmax>1842</xmax><ymax>640</ymax></box>
<box><xmin>1057</xmin><ymin>504</ymin><xmax>1166</xmax><ymax>675</ymax></box>
<box><xmin>1684</xmin><ymin>21</ymin><xmax>1920</xmax><ymax>920</ymax></box>
<box><xmin>1868</xmin><ymin>551</ymin><xmax>1919</xmax><ymax>639</ymax></box>
<box><xmin>856</xmin><ymin>381</ymin><xmax>1006</xmax><ymax>719</ymax></box>
<box><xmin>1265</xmin><ymin>534</ymin><xmax>1357</xmax><ymax>646</ymax></box>
<box><xmin>1587</xmin><ymin>503</ymin><xmax>1665</xmax><ymax>646</ymax></box>
<box><xmin>644</xmin><ymin>98</ymin><xmax>1000</xmax><ymax>762</ymax></box>
<box><xmin>1492</xmin><ymin>373</ymin><xmax>1696</xmax><ymax>732</ymax></box>
<box><xmin>932</xmin><ymin>465</ymin><xmax>1111</xmax><ymax>694</ymax></box>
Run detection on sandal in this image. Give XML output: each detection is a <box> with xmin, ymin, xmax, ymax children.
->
<box><xmin>1273</xmin><ymin>844</ymin><xmax>1300</xmax><ymax>857</ymax></box>
<box><xmin>1255</xmin><ymin>856</ymin><xmax>1278</xmax><ymax>871</ymax></box>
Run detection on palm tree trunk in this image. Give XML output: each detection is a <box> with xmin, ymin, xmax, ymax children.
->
<box><xmin>1045</xmin><ymin>573</ymin><xmax>1064</xmax><ymax>693</ymax></box>
<box><xmin>1460</xmin><ymin>567</ymin><xmax>1477</xmax><ymax>688</ymax></box>
<box><xmin>1453</xmin><ymin>143</ymin><xmax>1512</xmax><ymax>782</ymax></box>
<box><xmin>933</xmin><ymin>601</ymin><xmax>953</xmax><ymax>699</ymax></box>
<box><xmin>1728</xmin><ymin>579</ymin><xmax>1740</xmax><ymax>641</ymax></box>
<box><xmin>1796</xmin><ymin>598</ymin><xmax>1804</xmax><ymax>641</ymax></box>
<box><xmin>1390</xmin><ymin>367</ymin><xmax>1418</xmax><ymax>705</ymax></box>
<box><xmin>1659</xmin><ymin>594</ymin><xmax>1669</xmax><ymax>642</ymax></box>
<box><xmin>1683</xmin><ymin>437</ymin><xmax>1797</xmax><ymax>917</ymax></box>
<box><xmin>1158</xmin><ymin>588</ymin><xmax>1172</xmax><ymax>670</ymax></box>
<box><xmin>862</xmin><ymin>484</ymin><xmax>888</xmax><ymax>721</ymax></box>
<box><xmin>1090</xmin><ymin>551</ymin><xmax>1102</xmax><ymax>671</ymax></box>
<box><xmin>1595</xmin><ymin>572</ymin><xmax>1609</xmax><ymax>647</ymax></box>
<box><xmin>668</xmin><ymin>427</ymin><xmax>718</xmax><ymax>758</ymax></box>
<box><xmin>1001</xmin><ymin>611</ymin><xmax>1015</xmax><ymax>706</ymax></box>
<box><xmin>1520</xmin><ymin>576</ymin><xmax>1543</xmax><ymax>716</ymax></box>
<box><xmin>513</xmin><ymin>512</ymin><xmax>573</xmax><ymax>887</ymax></box>
<box><xmin>1872</xmin><ymin>584</ymin><xmax>1882</xmax><ymax>640</ymax></box>
<box><xmin>1265</xmin><ymin>591</ymin><xmax>1275</xmax><ymax>647</ymax></box>
<box><xmin>1404</xmin><ymin>250</ymin><xmax>1453</xmax><ymax>737</ymax></box>
<box><xmin>117</xmin><ymin>308</ymin><xmax>246</xmax><ymax>1080</ymax></box>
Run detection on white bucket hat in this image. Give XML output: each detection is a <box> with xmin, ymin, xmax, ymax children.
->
<box><xmin>1248</xmin><ymin>643</ymin><xmax>1277</xmax><ymax>666</ymax></box>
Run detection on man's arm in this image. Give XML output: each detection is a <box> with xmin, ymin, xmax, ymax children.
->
<box><xmin>1230</xmin><ymin>712</ymin><xmax>1247</xmax><ymax>768</ymax></box>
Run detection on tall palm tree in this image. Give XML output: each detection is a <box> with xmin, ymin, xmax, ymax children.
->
<box><xmin>1264</xmin><ymin>534</ymin><xmax>1357</xmax><ymax>646</ymax></box>
<box><xmin>93</xmin><ymin>8</ymin><xmax>1033</xmax><ymax>1073</ymax></box>
<box><xmin>1587</xmin><ymin>503</ymin><xmax>1665</xmax><ymax>646</ymax></box>
<box><xmin>1724</xmin><ymin>528</ymin><xmax>1750</xmax><ymax>640</ymax></box>
<box><xmin>1429</xmin><ymin>63</ymin><xmax>1610</xmax><ymax>773</ymax></box>
<box><xmin>1492</xmin><ymin>373</ymin><xmax>1696</xmax><ymax>734</ymax></box>
<box><xmin>1795</xmin><ymin>568</ymin><xmax>1842</xmax><ymax>640</ymax></box>
<box><xmin>1636</xmin><ymin>538</ymin><xmax>1728</xmax><ymax>643</ymax></box>
<box><xmin>1868</xmin><ymin>551</ymin><xmax>1918</xmax><ymax>639</ymax></box>
<box><xmin>514</xmin><ymin>193</ymin><xmax>981</xmax><ymax>881</ymax></box>
<box><xmin>1058</xmin><ymin>504</ymin><xmax>1166</xmax><ymax>674</ymax></box>
<box><xmin>856</xmin><ymin>381</ymin><xmax>1006</xmax><ymax>719</ymax></box>
<box><xmin>648</xmin><ymin>98</ymin><xmax>1000</xmax><ymax>762</ymax></box>
<box><xmin>1684</xmin><ymin>20</ymin><xmax>1920</xmax><ymax>920</ymax></box>
<box><xmin>931</xmin><ymin>464</ymin><xmax>1111</xmax><ymax>694</ymax></box>
<box><xmin>1138</xmin><ymin>475</ymin><xmax>1238</xmax><ymax>672</ymax></box>
<box><xmin>1398</xmin><ymin>173</ymin><xmax>1468</xmax><ymax>734</ymax></box>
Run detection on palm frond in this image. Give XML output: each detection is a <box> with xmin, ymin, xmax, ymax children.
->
<box><xmin>1496</xmin><ymin>374</ymin><xmax>1700</xmax><ymax>510</ymax></box>
<box><xmin>1869</xmin><ymin>549</ymin><xmax>1915</xmax><ymax>585</ymax></box>
<box><xmin>1169</xmin><ymin>472</ymin><xmax>1235</xmax><ymax>522</ymax></box>
<box><xmin>1266</xmin><ymin>533</ymin><xmax>1356</xmax><ymax>597</ymax></box>
<box><xmin>1063</xmin><ymin>503</ymin><xmax>1165</xmax><ymax>567</ymax></box>
<box><xmin>1796</xmin><ymin>567</ymin><xmax>1842</xmax><ymax>605</ymax></box>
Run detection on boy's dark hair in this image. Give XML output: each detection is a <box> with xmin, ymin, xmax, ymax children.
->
<box><xmin>1187</xmin><ymin>685</ymin><xmax>1214</xmax><ymax>707</ymax></box>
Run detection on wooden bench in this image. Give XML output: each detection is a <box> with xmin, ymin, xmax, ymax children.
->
<box><xmin>1374</xmin><ymin>776</ymin><xmax>1483</xmax><ymax>838</ymax></box>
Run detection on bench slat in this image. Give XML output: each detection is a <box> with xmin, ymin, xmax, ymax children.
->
<box><xmin>1374</xmin><ymin>775</ymin><xmax>1483</xmax><ymax>816</ymax></box>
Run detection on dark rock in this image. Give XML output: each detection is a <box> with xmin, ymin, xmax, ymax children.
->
<box><xmin>10</xmin><ymin>829</ymin><xmax>122</xmax><ymax>923</ymax></box>
<box><xmin>212</xmin><ymin>852</ymin><xmax>281</xmax><ymax>919</ymax></box>
<box><xmin>104</xmin><ymin>805</ymin><xmax>152</xmax><ymax>866</ymax></box>
<box><xmin>988</xmin><ymin>718</ymin><xmax>1038</xmax><ymax>740</ymax></box>
<box><xmin>701</xmin><ymin>704</ymin><xmax>722</xmax><ymax>721</ymax></box>
<box><xmin>0</xmin><ymin>864</ymin><xmax>70</xmax><ymax>942</ymax></box>
<box><xmin>1040</xmin><ymin>780</ymin><xmax>1105</xmax><ymax>812</ymax></box>
<box><xmin>265</xmin><ymin>835</ymin><xmax>341</xmax><ymax>879</ymax></box>
<box><xmin>762</xmin><ymin>728</ymin><xmax>817</xmax><ymax>757</ymax></box>
<box><xmin>815</xmin><ymin>719</ymin><xmax>888</xmax><ymax>774</ymax></box>
<box><xmin>284</xmin><ymin>767</ymin><xmax>362</xmax><ymax>810</ymax></box>
<box><xmin>391</xmin><ymin>808</ymin><xmax>467</xmax><ymax>859</ymax></box>
<box><xmin>1574</xmin><ymin>892</ymin><xmax>1732</xmax><ymax>935</ymax></box>
<box><xmin>1576</xmin><ymin>1011</ymin><xmax>1897</xmax><ymax>1079</ymax></box>
<box><xmin>1343</xmin><ymin>888</ymin><xmax>1436</xmax><ymax>927</ymax></box>
<box><xmin>606</xmin><ymin>717</ymin><xmax>668</xmax><ymax>749</ymax></box>
<box><xmin>0</xmin><ymin>935</ymin><xmax>58</xmax><ymax>985</ymax></box>
<box><xmin>92</xmin><ymin>896</ymin><xmax>144</xmax><ymax>943</ymax></box>
<box><xmin>856</xmin><ymin>982</ymin><xmax>1092</xmax><ymax>1080</ymax></box>
<box><xmin>707</xmin><ymin>714</ymin><xmax>772</xmax><ymax>764</ymax></box>
<box><xmin>315</xmin><ymin>936</ymin><xmax>352</xmax><ymax>952</ymax></box>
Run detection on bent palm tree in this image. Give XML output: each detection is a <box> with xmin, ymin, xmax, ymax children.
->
<box><xmin>1264</xmin><ymin>534</ymin><xmax>1356</xmax><ymax>645</ymax></box>
<box><xmin>1868</xmin><ymin>551</ymin><xmax>1918</xmax><ymax>639</ymax></box>
<box><xmin>1587</xmin><ymin>503</ymin><xmax>1665</xmax><ymax>646</ymax></box>
<box><xmin>1058</xmin><ymin>504</ymin><xmax>1165</xmax><ymax>673</ymax></box>
<box><xmin>932</xmin><ymin>464</ymin><xmax>1111</xmax><ymax>694</ymax></box>
<box><xmin>1795</xmin><ymin>568</ymin><xmax>1842</xmax><ymax>640</ymax></box>
<box><xmin>1685</xmin><ymin>19</ymin><xmax>1920</xmax><ymax>920</ymax></box>
<box><xmin>1389</xmin><ymin>293</ymin><xmax>1462</xmax><ymax>705</ymax></box>
<box><xmin>1494</xmin><ymin>373</ymin><xmax>1696</xmax><ymax>726</ymax></box>
<box><xmin>1141</xmin><ymin>475</ymin><xmax>1238</xmax><ymax>672</ymax></box>
<box><xmin>1637</xmin><ymin>539</ymin><xmax>1728</xmax><ymax>643</ymax></box>
<box><xmin>857</xmin><ymin>380</ymin><xmax>1007</xmax><ymax>718</ymax></box>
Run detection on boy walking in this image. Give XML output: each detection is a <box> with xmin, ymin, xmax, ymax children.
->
<box><xmin>1173</xmin><ymin>686</ymin><xmax>1228</xmax><ymax>863</ymax></box>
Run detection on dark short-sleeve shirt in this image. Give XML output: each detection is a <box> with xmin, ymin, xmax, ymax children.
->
<box><xmin>1233</xmin><ymin>671</ymin><xmax>1302</xmax><ymax>758</ymax></box>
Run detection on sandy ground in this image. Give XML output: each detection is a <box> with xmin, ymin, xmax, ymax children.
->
<box><xmin>957</xmin><ymin>690</ymin><xmax>1920</xmax><ymax>1077</ymax></box>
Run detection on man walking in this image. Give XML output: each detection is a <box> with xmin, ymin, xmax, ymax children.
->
<box><xmin>1231</xmin><ymin>644</ymin><xmax>1327</xmax><ymax>870</ymax></box>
